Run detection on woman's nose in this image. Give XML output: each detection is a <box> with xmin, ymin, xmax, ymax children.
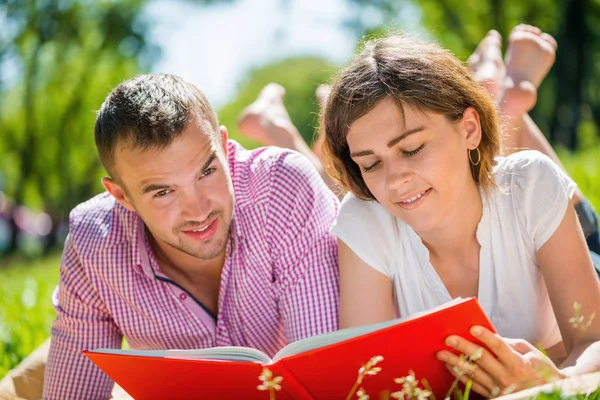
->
<box><xmin>385</xmin><ymin>159</ymin><xmax>413</xmax><ymax>191</ymax></box>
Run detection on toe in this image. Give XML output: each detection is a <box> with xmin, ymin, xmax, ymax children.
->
<box><xmin>468</xmin><ymin>53</ymin><xmax>481</xmax><ymax>67</ymax></box>
<box><xmin>515</xmin><ymin>24</ymin><xmax>542</xmax><ymax>35</ymax></box>
<box><xmin>487</xmin><ymin>29</ymin><xmax>502</xmax><ymax>40</ymax></box>
<box><xmin>540</xmin><ymin>33</ymin><xmax>558</xmax><ymax>50</ymax></box>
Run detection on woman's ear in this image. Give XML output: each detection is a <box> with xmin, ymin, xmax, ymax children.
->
<box><xmin>462</xmin><ymin>107</ymin><xmax>483</xmax><ymax>149</ymax></box>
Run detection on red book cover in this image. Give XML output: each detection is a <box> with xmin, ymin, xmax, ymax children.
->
<box><xmin>84</xmin><ymin>297</ymin><xmax>495</xmax><ymax>400</ymax></box>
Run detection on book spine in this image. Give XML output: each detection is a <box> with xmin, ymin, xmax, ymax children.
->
<box><xmin>273</xmin><ymin>361</ymin><xmax>315</xmax><ymax>400</ymax></box>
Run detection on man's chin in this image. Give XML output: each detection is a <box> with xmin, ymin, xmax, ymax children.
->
<box><xmin>182</xmin><ymin>241</ymin><xmax>228</xmax><ymax>261</ymax></box>
<box><xmin>158</xmin><ymin>236</ymin><xmax>223</xmax><ymax>261</ymax></box>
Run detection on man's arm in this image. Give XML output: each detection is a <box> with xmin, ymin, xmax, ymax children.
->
<box><xmin>43</xmin><ymin>234</ymin><xmax>122</xmax><ymax>400</ymax></box>
<box><xmin>266</xmin><ymin>151</ymin><xmax>340</xmax><ymax>342</ymax></box>
<box><xmin>279</xmin><ymin>230</ymin><xmax>340</xmax><ymax>341</ymax></box>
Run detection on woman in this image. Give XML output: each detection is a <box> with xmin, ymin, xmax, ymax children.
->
<box><xmin>321</xmin><ymin>32</ymin><xmax>600</xmax><ymax>397</ymax></box>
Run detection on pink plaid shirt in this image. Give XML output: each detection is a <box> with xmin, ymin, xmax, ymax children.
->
<box><xmin>43</xmin><ymin>141</ymin><xmax>340</xmax><ymax>400</ymax></box>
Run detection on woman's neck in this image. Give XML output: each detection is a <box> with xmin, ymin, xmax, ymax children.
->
<box><xmin>417</xmin><ymin>182</ymin><xmax>484</xmax><ymax>261</ymax></box>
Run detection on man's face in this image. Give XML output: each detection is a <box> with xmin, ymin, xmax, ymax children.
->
<box><xmin>104</xmin><ymin>121</ymin><xmax>234</xmax><ymax>262</ymax></box>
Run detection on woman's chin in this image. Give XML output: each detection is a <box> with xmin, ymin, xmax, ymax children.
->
<box><xmin>391</xmin><ymin>212</ymin><xmax>440</xmax><ymax>234</ymax></box>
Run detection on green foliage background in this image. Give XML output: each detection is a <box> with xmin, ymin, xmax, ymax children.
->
<box><xmin>2</xmin><ymin>0</ymin><xmax>599</xmax><ymax>222</ymax></box>
<box><xmin>1</xmin><ymin>0</ymin><xmax>599</xmax><ymax>387</ymax></box>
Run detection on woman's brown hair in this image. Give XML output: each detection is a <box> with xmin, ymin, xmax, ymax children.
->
<box><xmin>320</xmin><ymin>35</ymin><xmax>501</xmax><ymax>201</ymax></box>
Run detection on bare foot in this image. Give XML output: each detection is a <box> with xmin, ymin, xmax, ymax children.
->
<box><xmin>237</xmin><ymin>83</ymin><xmax>299</xmax><ymax>148</ymax></box>
<box><xmin>500</xmin><ymin>24</ymin><xmax>557</xmax><ymax>117</ymax></box>
<box><xmin>468</xmin><ymin>30</ymin><xmax>505</xmax><ymax>100</ymax></box>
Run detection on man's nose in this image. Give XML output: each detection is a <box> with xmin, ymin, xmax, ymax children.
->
<box><xmin>179</xmin><ymin>187</ymin><xmax>211</xmax><ymax>221</ymax></box>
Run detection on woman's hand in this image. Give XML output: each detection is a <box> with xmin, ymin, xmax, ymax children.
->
<box><xmin>436</xmin><ymin>326</ymin><xmax>565</xmax><ymax>397</ymax></box>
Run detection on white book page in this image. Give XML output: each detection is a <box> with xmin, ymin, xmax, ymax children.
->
<box><xmin>273</xmin><ymin>297</ymin><xmax>467</xmax><ymax>362</ymax></box>
<box><xmin>91</xmin><ymin>346</ymin><xmax>272</xmax><ymax>364</ymax></box>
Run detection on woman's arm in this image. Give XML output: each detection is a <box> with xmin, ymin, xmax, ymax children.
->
<box><xmin>338</xmin><ymin>239</ymin><xmax>396</xmax><ymax>329</ymax></box>
<box><xmin>537</xmin><ymin>199</ymin><xmax>600</xmax><ymax>374</ymax></box>
<box><xmin>437</xmin><ymin>200</ymin><xmax>600</xmax><ymax>397</ymax></box>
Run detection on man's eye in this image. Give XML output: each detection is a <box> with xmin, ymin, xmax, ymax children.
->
<box><xmin>154</xmin><ymin>189</ymin><xmax>171</xmax><ymax>198</ymax></box>
<box><xmin>202</xmin><ymin>168</ymin><xmax>215</xmax><ymax>177</ymax></box>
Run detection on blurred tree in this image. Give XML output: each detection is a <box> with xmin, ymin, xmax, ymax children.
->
<box><xmin>344</xmin><ymin>0</ymin><xmax>600</xmax><ymax>151</ymax></box>
<box><xmin>0</xmin><ymin>0</ymin><xmax>234</xmax><ymax>254</ymax></box>
<box><xmin>217</xmin><ymin>56</ymin><xmax>336</xmax><ymax>149</ymax></box>
<box><xmin>0</xmin><ymin>0</ymin><xmax>154</xmax><ymax>253</ymax></box>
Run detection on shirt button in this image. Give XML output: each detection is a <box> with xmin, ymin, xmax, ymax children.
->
<box><xmin>179</xmin><ymin>293</ymin><xmax>187</xmax><ymax>300</ymax></box>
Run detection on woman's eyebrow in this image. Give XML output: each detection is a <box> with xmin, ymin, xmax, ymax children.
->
<box><xmin>386</xmin><ymin>126</ymin><xmax>425</xmax><ymax>148</ymax></box>
<box><xmin>350</xmin><ymin>126</ymin><xmax>425</xmax><ymax>158</ymax></box>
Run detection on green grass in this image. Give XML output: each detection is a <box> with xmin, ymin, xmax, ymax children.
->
<box><xmin>0</xmin><ymin>253</ymin><xmax>60</xmax><ymax>378</ymax></box>
<box><xmin>558</xmin><ymin>145</ymin><xmax>600</xmax><ymax>212</ymax></box>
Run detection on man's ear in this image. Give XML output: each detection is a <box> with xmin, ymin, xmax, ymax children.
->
<box><xmin>219</xmin><ymin>125</ymin><xmax>228</xmax><ymax>154</ymax></box>
<box><xmin>102</xmin><ymin>177</ymin><xmax>136</xmax><ymax>212</ymax></box>
<box><xmin>462</xmin><ymin>107</ymin><xmax>482</xmax><ymax>149</ymax></box>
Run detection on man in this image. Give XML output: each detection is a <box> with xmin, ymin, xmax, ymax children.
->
<box><xmin>20</xmin><ymin>73</ymin><xmax>339</xmax><ymax>399</ymax></box>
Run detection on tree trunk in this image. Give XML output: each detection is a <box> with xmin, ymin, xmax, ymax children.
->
<box><xmin>550</xmin><ymin>0</ymin><xmax>587</xmax><ymax>149</ymax></box>
<box><xmin>568</xmin><ymin>0</ymin><xmax>587</xmax><ymax>150</ymax></box>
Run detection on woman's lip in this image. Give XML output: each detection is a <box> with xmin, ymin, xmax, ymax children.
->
<box><xmin>395</xmin><ymin>188</ymin><xmax>432</xmax><ymax>210</ymax></box>
<box><xmin>396</xmin><ymin>188</ymin><xmax>431</xmax><ymax>203</ymax></box>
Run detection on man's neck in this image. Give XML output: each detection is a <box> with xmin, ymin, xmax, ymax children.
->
<box><xmin>146</xmin><ymin>231</ymin><xmax>226</xmax><ymax>316</ymax></box>
<box><xmin>149</xmin><ymin>235</ymin><xmax>225</xmax><ymax>280</ymax></box>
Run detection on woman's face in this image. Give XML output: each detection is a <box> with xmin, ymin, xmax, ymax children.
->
<box><xmin>346</xmin><ymin>98</ymin><xmax>482</xmax><ymax>234</ymax></box>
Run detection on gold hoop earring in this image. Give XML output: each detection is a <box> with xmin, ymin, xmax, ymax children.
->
<box><xmin>468</xmin><ymin>148</ymin><xmax>481</xmax><ymax>166</ymax></box>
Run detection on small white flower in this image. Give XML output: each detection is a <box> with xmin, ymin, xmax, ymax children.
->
<box><xmin>356</xmin><ymin>387</ymin><xmax>370</xmax><ymax>400</ymax></box>
<box><xmin>390</xmin><ymin>390</ymin><xmax>406</xmax><ymax>400</ymax></box>
<box><xmin>469</xmin><ymin>347</ymin><xmax>483</xmax><ymax>362</ymax></box>
<box><xmin>257</xmin><ymin>367</ymin><xmax>283</xmax><ymax>392</ymax></box>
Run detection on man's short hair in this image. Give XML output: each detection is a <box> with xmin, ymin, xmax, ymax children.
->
<box><xmin>94</xmin><ymin>73</ymin><xmax>220</xmax><ymax>179</ymax></box>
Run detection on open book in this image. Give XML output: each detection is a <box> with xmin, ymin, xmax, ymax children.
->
<box><xmin>84</xmin><ymin>297</ymin><xmax>495</xmax><ymax>400</ymax></box>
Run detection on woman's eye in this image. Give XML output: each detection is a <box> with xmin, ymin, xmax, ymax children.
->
<box><xmin>402</xmin><ymin>143</ymin><xmax>426</xmax><ymax>157</ymax></box>
<box><xmin>361</xmin><ymin>161</ymin><xmax>380</xmax><ymax>173</ymax></box>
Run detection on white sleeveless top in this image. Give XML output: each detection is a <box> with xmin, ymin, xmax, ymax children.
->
<box><xmin>331</xmin><ymin>151</ymin><xmax>576</xmax><ymax>349</ymax></box>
